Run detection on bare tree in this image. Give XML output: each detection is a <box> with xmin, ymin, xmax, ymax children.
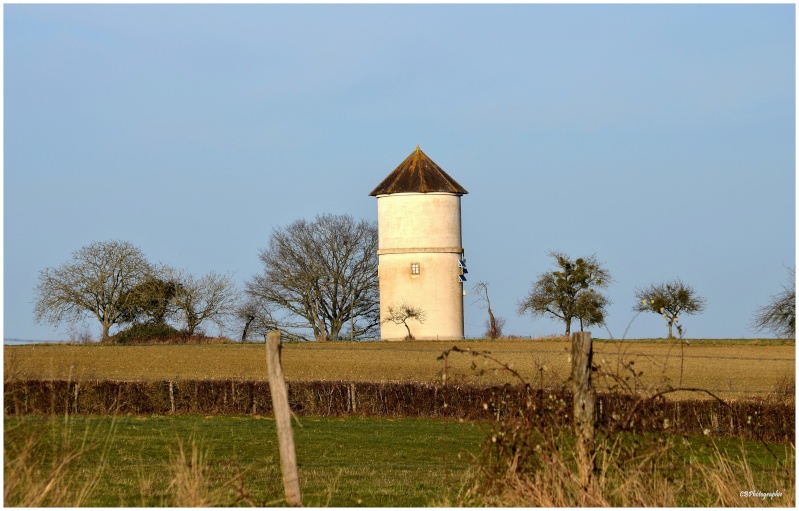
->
<box><xmin>169</xmin><ymin>269</ymin><xmax>240</xmax><ymax>336</ymax></box>
<box><xmin>236</xmin><ymin>296</ymin><xmax>282</xmax><ymax>342</ymax></box>
<box><xmin>247</xmin><ymin>214</ymin><xmax>380</xmax><ymax>341</ymax></box>
<box><xmin>33</xmin><ymin>240</ymin><xmax>153</xmax><ymax>341</ymax></box>
<box><xmin>236</xmin><ymin>297</ymin><xmax>259</xmax><ymax>342</ymax></box>
<box><xmin>634</xmin><ymin>278</ymin><xmax>706</xmax><ymax>339</ymax></box>
<box><xmin>473</xmin><ymin>281</ymin><xmax>504</xmax><ymax>338</ymax></box>
<box><xmin>518</xmin><ymin>252</ymin><xmax>612</xmax><ymax>336</ymax></box>
<box><xmin>383</xmin><ymin>302</ymin><xmax>427</xmax><ymax>340</ymax></box>
<box><xmin>752</xmin><ymin>267</ymin><xmax>795</xmax><ymax>338</ymax></box>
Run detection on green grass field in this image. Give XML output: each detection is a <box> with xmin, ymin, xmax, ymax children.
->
<box><xmin>4</xmin><ymin>414</ymin><xmax>793</xmax><ymax>507</ymax></box>
<box><xmin>5</xmin><ymin>338</ymin><xmax>794</xmax><ymax>400</ymax></box>
<box><xmin>4</xmin><ymin>415</ymin><xmax>483</xmax><ymax>507</ymax></box>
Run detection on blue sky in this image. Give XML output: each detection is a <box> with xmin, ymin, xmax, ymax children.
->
<box><xmin>4</xmin><ymin>3</ymin><xmax>795</xmax><ymax>341</ymax></box>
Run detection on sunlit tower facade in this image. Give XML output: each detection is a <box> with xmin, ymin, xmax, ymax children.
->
<box><xmin>369</xmin><ymin>146</ymin><xmax>468</xmax><ymax>340</ymax></box>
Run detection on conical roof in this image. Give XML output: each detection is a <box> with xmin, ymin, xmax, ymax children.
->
<box><xmin>369</xmin><ymin>146</ymin><xmax>468</xmax><ymax>196</ymax></box>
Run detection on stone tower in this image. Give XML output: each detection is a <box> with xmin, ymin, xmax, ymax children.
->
<box><xmin>369</xmin><ymin>146</ymin><xmax>468</xmax><ymax>340</ymax></box>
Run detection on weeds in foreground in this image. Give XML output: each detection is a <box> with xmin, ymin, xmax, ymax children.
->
<box><xmin>168</xmin><ymin>434</ymin><xmax>285</xmax><ymax>507</ymax></box>
<box><xmin>458</xmin><ymin>420</ymin><xmax>794</xmax><ymax>506</ymax></box>
<box><xmin>3</xmin><ymin>417</ymin><xmax>113</xmax><ymax>507</ymax></box>
<box><xmin>169</xmin><ymin>435</ymin><xmax>218</xmax><ymax>507</ymax></box>
<box><xmin>4</xmin><ymin>423</ymin><xmax>260</xmax><ymax>508</ymax></box>
<box><xmin>440</xmin><ymin>343</ymin><xmax>795</xmax><ymax>507</ymax></box>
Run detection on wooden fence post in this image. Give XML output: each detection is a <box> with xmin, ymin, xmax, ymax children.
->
<box><xmin>73</xmin><ymin>383</ymin><xmax>79</xmax><ymax>415</ymax></box>
<box><xmin>349</xmin><ymin>383</ymin><xmax>357</xmax><ymax>413</ymax></box>
<box><xmin>571</xmin><ymin>331</ymin><xmax>596</xmax><ymax>495</ymax></box>
<box><xmin>266</xmin><ymin>330</ymin><xmax>302</xmax><ymax>507</ymax></box>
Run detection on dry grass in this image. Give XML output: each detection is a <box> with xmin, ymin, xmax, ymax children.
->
<box><xmin>167</xmin><ymin>435</ymin><xmax>256</xmax><ymax>507</ymax></box>
<box><xmin>5</xmin><ymin>339</ymin><xmax>793</xmax><ymax>401</ymax></box>
<box><xmin>3</xmin><ymin>422</ymin><xmax>239</xmax><ymax>508</ymax></box>
<box><xmin>441</xmin><ymin>340</ymin><xmax>796</xmax><ymax>507</ymax></box>
<box><xmin>458</xmin><ymin>434</ymin><xmax>795</xmax><ymax>507</ymax></box>
<box><xmin>770</xmin><ymin>371</ymin><xmax>796</xmax><ymax>406</ymax></box>
<box><xmin>169</xmin><ymin>436</ymin><xmax>215</xmax><ymax>507</ymax></box>
<box><xmin>3</xmin><ymin>417</ymin><xmax>113</xmax><ymax>507</ymax></box>
<box><xmin>3</xmin><ymin>430</ymin><xmax>87</xmax><ymax>507</ymax></box>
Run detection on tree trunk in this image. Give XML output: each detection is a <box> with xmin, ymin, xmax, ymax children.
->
<box><xmin>241</xmin><ymin>315</ymin><xmax>255</xmax><ymax>342</ymax></box>
<box><xmin>667</xmin><ymin>320</ymin><xmax>674</xmax><ymax>339</ymax></box>
<box><xmin>488</xmin><ymin>307</ymin><xmax>497</xmax><ymax>338</ymax></box>
<box><xmin>565</xmin><ymin>320</ymin><xmax>572</xmax><ymax>336</ymax></box>
<box><xmin>403</xmin><ymin>321</ymin><xmax>413</xmax><ymax>340</ymax></box>
<box><xmin>183</xmin><ymin>311</ymin><xmax>199</xmax><ymax>336</ymax></box>
<box><xmin>313</xmin><ymin>302</ymin><xmax>328</xmax><ymax>341</ymax></box>
<box><xmin>329</xmin><ymin>319</ymin><xmax>343</xmax><ymax>341</ymax></box>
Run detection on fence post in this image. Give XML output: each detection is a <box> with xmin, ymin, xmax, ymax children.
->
<box><xmin>571</xmin><ymin>331</ymin><xmax>596</xmax><ymax>495</ymax></box>
<box><xmin>349</xmin><ymin>383</ymin><xmax>357</xmax><ymax>414</ymax></box>
<box><xmin>266</xmin><ymin>330</ymin><xmax>302</xmax><ymax>507</ymax></box>
<box><xmin>169</xmin><ymin>381</ymin><xmax>175</xmax><ymax>414</ymax></box>
<box><xmin>73</xmin><ymin>383</ymin><xmax>79</xmax><ymax>415</ymax></box>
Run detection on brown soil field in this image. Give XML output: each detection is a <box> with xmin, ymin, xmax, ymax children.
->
<box><xmin>4</xmin><ymin>339</ymin><xmax>794</xmax><ymax>401</ymax></box>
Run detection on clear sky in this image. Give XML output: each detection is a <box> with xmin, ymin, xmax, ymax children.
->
<box><xmin>4</xmin><ymin>3</ymin><xmax>795</xmax><ymax>341</ymax></box>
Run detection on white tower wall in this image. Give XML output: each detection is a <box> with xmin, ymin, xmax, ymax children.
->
<box><xmin>377</xmin><ymin>193</ymin><xmax>462</xmax><ymax>249</ymax></box>
<box><xmin>376</xmin><ymin>192</ymin><xmax>464</xmax><ymax>340</ymax></box>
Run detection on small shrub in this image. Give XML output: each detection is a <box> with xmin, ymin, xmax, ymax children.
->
<box><xmin>110</xmin><ymin>323</ymin><xmax>182</xmax><ymax>345</ymax></box>
<box><xmin>772</xmin><ymin>372</ymin><xmax>795</xmax><ymax>406</ymax></box>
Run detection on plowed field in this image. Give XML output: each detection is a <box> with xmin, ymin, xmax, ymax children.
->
<box><xmin>5</xmin><ymin>339</ymin><xmax>793</xmax><ymax>401</ymax></box>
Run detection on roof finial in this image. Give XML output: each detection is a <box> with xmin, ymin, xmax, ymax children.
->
<box><xmin>415</xmin><ymin>144</ymin><xmax>421</xmax><ymax>153</ymax></box>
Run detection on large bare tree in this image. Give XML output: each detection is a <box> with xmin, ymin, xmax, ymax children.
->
<box><xmin>247</xmin><ymin>214</ymin><xmax>379</xmax><ymax>341</ymax></box>
<box><xmin>168</xmin><ymin>269</ymin><xmax>240</xmax><ymax>336</ymax></box>
<box><xmin>33</xmin><ymin>240</ymin><xmax>153</xmax><ymax>341</ymax></box>
<box><xmin>517</xmin><ymin>252</ymin><xmax>611</xmax><ymax>336</ymax></box>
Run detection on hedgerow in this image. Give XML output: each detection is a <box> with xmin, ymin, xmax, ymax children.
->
<box><xmin>3</xmin><ymin>379</ymin><xmax>793</xmax><ymax>444</ymax></box>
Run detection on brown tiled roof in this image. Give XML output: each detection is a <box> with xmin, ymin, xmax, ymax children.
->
<box><xmin>369</xmin><ymin>146</ymin><xmax>468</xmax><ymax>196</ymax></box>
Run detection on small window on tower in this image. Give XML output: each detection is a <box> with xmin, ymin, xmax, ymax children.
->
<box><xmin>410</xmin><ymin>263</ymin><xmax>420</xmax><ymax>275</ymax></box>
